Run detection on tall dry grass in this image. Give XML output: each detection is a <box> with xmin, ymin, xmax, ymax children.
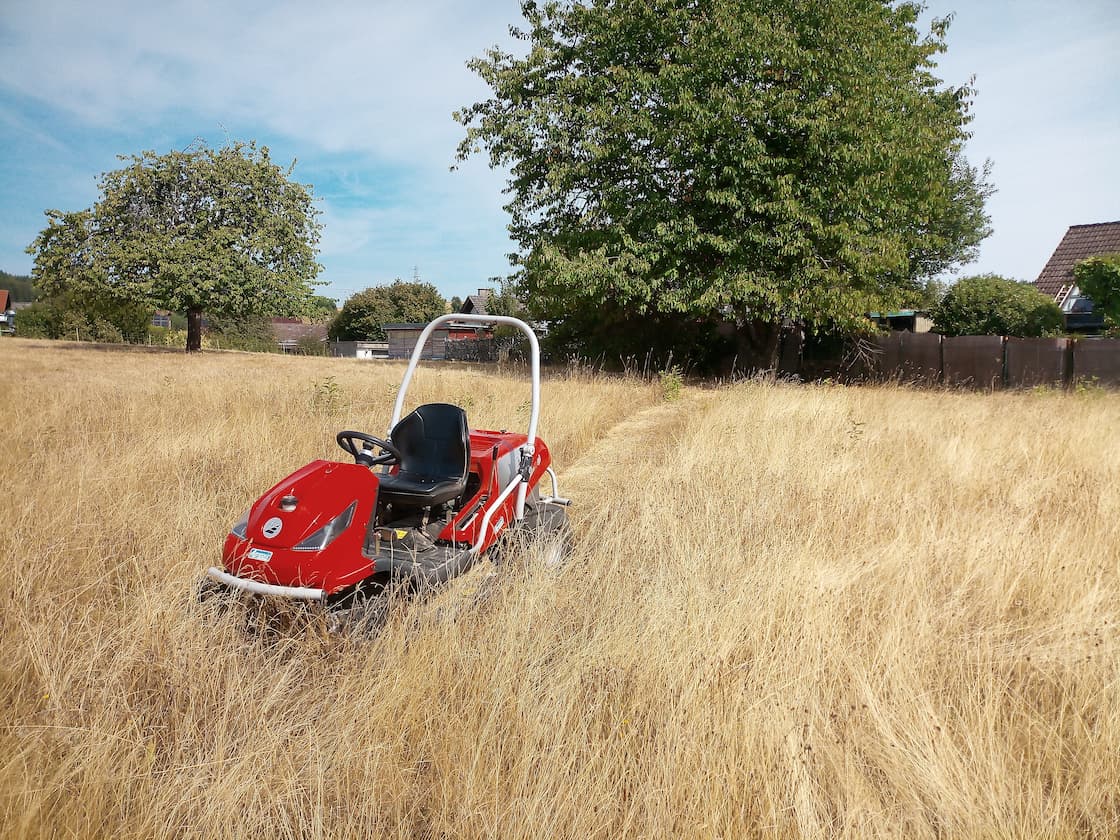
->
<box><xmin>1</xmin><ymin>338</ymin><xmax>1118</xmax><ymax>839</ymax></box>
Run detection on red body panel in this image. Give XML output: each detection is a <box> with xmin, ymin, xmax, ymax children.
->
<box><xmin>224</xmin><ymin>460</ymin><xmax>379</xmax><ymax>593</ymax></box>
<box><xmin>221</xmin><ymin>430</ymin><xmax>552</xmax><ymax>596</ymax></box>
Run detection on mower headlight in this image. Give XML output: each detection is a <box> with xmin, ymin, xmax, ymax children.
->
<box><xmin>293</xmin><ymin>501</ymin><xmax>357</xmax><ymax>552</ymax></box>
<box><xmin>230</xmin><ymin>510</ymin><xmax>250</xmax><ymax>540</ymax></box>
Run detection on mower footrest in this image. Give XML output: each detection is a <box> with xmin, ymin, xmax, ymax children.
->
<box><xmin>206</xmin><ymin>567</ymin><xmax>325</xmax><ymax>601</ymax></box>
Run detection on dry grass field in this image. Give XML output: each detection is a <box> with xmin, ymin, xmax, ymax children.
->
<box><xmin>2</xmin><ymin>338</ymin><xmax>1119</xmax><ymax>839</ymax></box>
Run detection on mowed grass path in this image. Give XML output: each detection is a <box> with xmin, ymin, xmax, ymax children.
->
<box><xmin>2</xmin><ymin>339</ymin><xmax>1118</xmax><ymax>839</ymax></box>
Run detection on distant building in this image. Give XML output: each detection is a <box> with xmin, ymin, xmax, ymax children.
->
<box><xmin>0</xmin><ymin>290</ymin><xmax>14</xmax><ymax>334</ymax></box>
<box><xmin>270</xmin><ymin>318</ymin><xmax>328</xmax><ymax>353</ymax></box>
<box><xmin>869</xmin><ymin>310</ymin><xmax>933</xmax><ymax>333</ymax></box>
<box><xmin>460</xmin><ymin>288</ymin><xmax>493</xmax><ymax>316</ymax></box>
<box><xmin>330</xmin><ymin>341</ymin><xmax>387</xmax><ymax>359</ymax></box>
<box><xmin>383</xmin><ymin>322</ymin><xmax>495</xmax><ymax>360</ymax></box>
<box><xmin>1035</xmin><ymin>221</ymin><xmax>1120</xmax><ymax>333</ymax></box>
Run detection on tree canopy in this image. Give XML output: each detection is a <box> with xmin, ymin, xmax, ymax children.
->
<box><xmin>1073</xmin><ymin>255</ymin><xmax>1120</xmax><ymax>332</ymax></box>
<box><xmin>457</xmin><ymin>0</ymin><xmax>991</xmax><ymax>368</ymax></box>
<box><xmin>931</xmin><ymin>274</ymin><xmax>1062</xmax><ymax>337</ymax></box>
<box><xmin>27</xmin><ymin>141</ymin><xmax>322</xmax><ymax>351</ymax></box>
<box><xmin>328</xmin><ymin>280</ymin><xmax>448</xmax><ymax>341</ymax></box>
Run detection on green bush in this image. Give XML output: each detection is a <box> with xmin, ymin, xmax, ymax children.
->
<box><xmin>1074</xmin><ymin>254</ymin><xmax>1120</xmax><ymax>329</ymax></box>
<box><xmin>13</xmin><ymin>302</ymin><xmax>53</xmax><ymax>338</ymax></box>
<box><xmin>659</xmin><ymin>366</ymin><xmax>684</xmax><ymax>401</ymax></box>
<box><xmin>932</xmin><ymin>274</ymin><xmax>1063</xmax><ymax>337</ymax></box>
<box><xmin>58</xmin><ymin>310</ymin><xmax>90</xmax><ymax>341</ymax></box>
<box><xmin>296</xmin><ymin>335</ymin><xmax>328</xmax><ymax>356</ymax></box>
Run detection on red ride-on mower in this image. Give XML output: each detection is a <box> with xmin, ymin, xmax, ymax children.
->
<box><xmin>203</xmin><ymin>314</ymin><xmax>570</xmax><ymax>625</ymax></box>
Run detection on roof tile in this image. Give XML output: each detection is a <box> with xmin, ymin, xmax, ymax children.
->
<box><xmin>1035</xmin><ymin>221</ymin><xmax>1120</xmax><ymax>298</ymax></box>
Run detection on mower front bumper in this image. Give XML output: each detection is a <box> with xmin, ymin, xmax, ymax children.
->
<box><xmin>206</xmin><ymin>567</ymin><xmax>325</xmax><ymax>601</ymax></box>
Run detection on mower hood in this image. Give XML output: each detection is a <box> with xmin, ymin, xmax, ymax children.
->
<box><xmin>244</xmin><ymin>460</ymin><xmax>371</xmax><ymax>548</ymax></box>
<box><xmin>224</xmin><ymin>459</ymin><xmax>379</xmax><ymax>593</ymax></box>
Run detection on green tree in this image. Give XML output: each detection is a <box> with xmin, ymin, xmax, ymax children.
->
<box><xmin>27</xmin><ymin>141</ymin><xmax>322</xmax><ymax>352</ymax></box>
<box><xmin>1</xmin><ymin>270</ymin><xmax>37</xmax><ymax>302</ymax></box>
<box><xmin>328</xmin><ymin>280</ymin><xmax>447</xmax><ymax>341</ymax></box>
<box><xmin>1073</xmin><ymin>255</ymin><xmax>1120</xmax><ymax>330</ymax></box>
<box><xmin>449</xmin><ymin>295</ymin><xmax>464</xmax><ymax>313</ymax></box>
<box><xmin>308</xmin><ymin>294</ymin><xmax>339</xmax><ymax>321</ymax></box>
<box><xmin>931</xmin><ymin>274</ymin><xmax>1062</xmax><ymax>337</ymax></box>
<box><xmin>900</xmin><ymin>278</ymin><xmax>948</xmax><ymax>311</ymax></box>
<box><xmin>206</xmin><ymin>312</ymin><xmax>280</xmax><ymax>352</ymax></box>
<box><xmin>14</xmin><ymin>288</ymin><xmax>150</xmax><ymax>342</ymax></box>
<box><xmin>456</xmin><ymin>0</ymin><xmax>991</xmax><ymax>369</ymax></box>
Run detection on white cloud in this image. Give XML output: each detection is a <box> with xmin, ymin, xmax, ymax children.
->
<box><xmin>0</xmin><ymin>0</ymin><xmax>525</xmax><ymax>293</ymax></box>
<box><xmin>0</xmin><ymin>0</ymin><xmax>521</xmax><ymax>164</ymax></box>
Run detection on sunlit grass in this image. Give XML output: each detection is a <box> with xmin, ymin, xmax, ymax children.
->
<box><xmin>2</xmin><ymin>338</ymin><xmax>1118</xmax><ymax>839</ymax></box>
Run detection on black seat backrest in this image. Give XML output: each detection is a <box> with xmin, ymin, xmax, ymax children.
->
<box><xmin>390</xmin><ymin>403</ymin><xmax>469</xmax><ymax>482</ymax></box>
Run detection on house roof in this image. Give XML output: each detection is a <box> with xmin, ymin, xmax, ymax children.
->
<box><xmin>461</xmin><ymin>289</ymin><xmax>492</xmax><ymax>315</ymax></box>
<box><xmin>1035</xmin><ymin>221</ymin><xmax>1120</xmax><ymax>300</ymax></box>
<box><xmin>271</xmin><ymin>321</ymin><xmax>327</xmax><ymax>344</ymax></box>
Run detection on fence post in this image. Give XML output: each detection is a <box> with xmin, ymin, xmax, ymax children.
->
<box><xmin>938</xmin><ymin>333</ymin><xmax>944</xmax><ymax>386</ymax></box>
<box><xmin>1000</xmin><ymin>335</ymin><xmax>1008</xmax><ymax>389</ymax></box>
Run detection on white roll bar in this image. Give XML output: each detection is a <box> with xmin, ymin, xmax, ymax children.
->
<box><xmin>389</xmin><ymin>314</ymin><xmax>542</xmax><ymax>519</ymax></box>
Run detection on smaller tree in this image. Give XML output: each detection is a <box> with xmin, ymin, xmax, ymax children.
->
<box><xmin>27</xmin><ymin>141</ymin><xmax>322</xmax><ymax>352</ymax></box>
<box><xmin>932</xmin><ymin>274</ymin><xmax>1063</xmax><ymax>337</ymax></box>
<box><xmin>329</xmin><ymin>280</ymin><xmax>447</xmax><ymax>341</ymax></box>
<box><xmin>449</xmin><ymin>295</ymin><xmax>464</xmax><ymax>313</ymax></box>
<box><xmin>308</xmin><ymin>295</ymin><xmax>339</xmax><ymax>321</ymax></box>
<box><xmin>1074</xmin><ymin>255</ymin><xmax>1120</xmax><ymax>330</ymax></box>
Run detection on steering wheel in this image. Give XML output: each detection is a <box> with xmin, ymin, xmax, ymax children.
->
<box><xmin>336</xmin><ymin>431</ymin><xmax>402</xmax><ymax>467</ymax></box>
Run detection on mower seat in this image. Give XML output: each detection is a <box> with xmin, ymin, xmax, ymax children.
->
<box><xmin>378</xmin><ymin>403</ymin><xmax>470</xmax><ymax>509</ymax></box>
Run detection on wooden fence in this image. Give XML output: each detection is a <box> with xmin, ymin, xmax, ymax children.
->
<box><xmin>860</xmin><ymin>335</ymin><xmax>1120</xmax><ymax>389</ymax></box>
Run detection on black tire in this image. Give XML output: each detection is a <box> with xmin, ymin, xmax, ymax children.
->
<box><xmin>195</xmin><ymin>576</ymin><xmax>240</xmax><ymax>613</ymax></box>
<box><xmin>493</xmin><ymin>500</ymin><xmax>572</xmax><ymax>568</ymax></box>
<box><xmin>326</xmin><ymin>596</ymin><xmax>391</xmax><ymax>635</ymax></box>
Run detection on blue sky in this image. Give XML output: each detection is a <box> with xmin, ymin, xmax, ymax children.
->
<box><xmin>1</xmin><ymin>0</ymin><xmax>1117</xmax><ymax>305</ymax></box>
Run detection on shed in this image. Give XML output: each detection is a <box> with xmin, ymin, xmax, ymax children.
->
<box><xmin>384</xmin><ymin>323</ymin><xmax>451</xmax><ymax>360</ymax></box>
<box><xmin>330</xmin><ymin>341</ymin><xmax>388</xmax><ymax>359</ymax></box>
<box><xmin>270</xmin><ymin>318</ymin><xmax>328</xmax><ymax>352</ymax></box>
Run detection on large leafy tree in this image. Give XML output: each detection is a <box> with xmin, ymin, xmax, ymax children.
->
<box><xmin>457</xmin><ymin>0</ymin><xmax>991</xmax><ymax>368</ymax></box>
<box><xmin>931</xmin><ymin>274</ymin><xmax>1062</xmax><ymax>337</ymax></box>
<box><xmin>27</xmin><ymin>141</ymin><xmax>322</xmax><ymax>352</ymax></box>
<box><xmin>328</xmin><ymin>280</ymin><xmax>447</xmax><ymax>341</ymax></box>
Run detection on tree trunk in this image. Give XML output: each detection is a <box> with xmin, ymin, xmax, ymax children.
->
<box><xmin>186</xmin><ymin>308</ymin><xmax>203</xmax><ymax>353</ymax></box>
<box><xmin>733</xmin><ymin>318</ymin><xmax>782</xmax><ymax>376</ymax></box>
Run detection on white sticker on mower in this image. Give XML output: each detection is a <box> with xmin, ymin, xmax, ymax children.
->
<box><xmin>262</xmin><ymin>517</ymin><xmax>283</xmax><ymax>538</ymax></box>
<box><xmin>247</xmin><ymin>548</ymin><xmax>273</xmax><ymax>562</ymax></box>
